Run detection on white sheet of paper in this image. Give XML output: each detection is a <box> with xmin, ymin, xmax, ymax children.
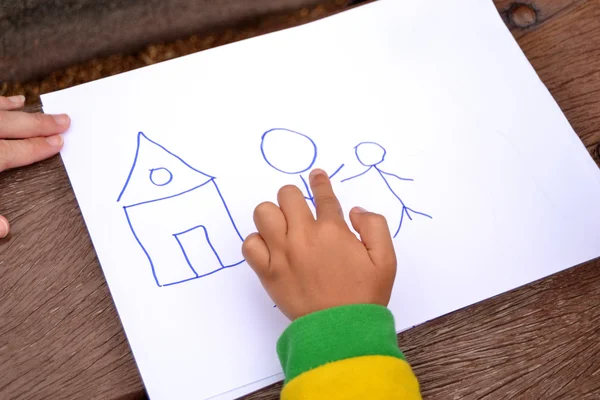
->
<box><xmin>41</xmin><ymin>0</ymin><xmax>600</xmax><ymax>398</ymax></box>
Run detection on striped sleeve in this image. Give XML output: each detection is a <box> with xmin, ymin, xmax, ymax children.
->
<box><xmin>277</xmin><ymin>304</ymin><xmax>422</xmax><ymax>400</ymax></box>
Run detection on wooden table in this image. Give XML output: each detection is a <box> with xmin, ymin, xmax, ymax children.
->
<box><xmin>1</xmin><ymin>1</ymin><xmax>599</xmax><ymax>399</ymax></box>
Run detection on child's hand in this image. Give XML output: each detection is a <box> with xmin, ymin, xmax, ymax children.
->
<box><xmin>243</xmin><ymin>168</ymin><xmax>397</xmax><ymax>320</ymax></box>
<box><xmin>0</xmin><ymin>95</ymin><xmax>70</xmax><ymax>238</ymax></box>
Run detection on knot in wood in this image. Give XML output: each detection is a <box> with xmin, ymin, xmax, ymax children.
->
<box><xmin>508</xmin><ymin>3</ymin><xmax>538</xmax><ymax>28</ymax></box>
<box><xmin>347</xmin><ymin>0</ymin><xmax>369</xmax><ymax>6</ymax></box>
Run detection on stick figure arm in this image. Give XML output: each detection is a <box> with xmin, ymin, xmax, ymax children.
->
<box><xmin>299</xmin><ymin>175</ymin><xmax>313</xmax><ymax>200</ymax></box>
<box><xmin>339</xmin><ymin>167</ymin><xmax>372</xmax><ymax>183</ymax></box>
<box><xmin>328</xmin><ymin>164</ymin><xmax>345</xmax><ymax>180</ymax></box>
<box><xmin>379</xmin><ymin>170</ymin><xmax>414</xmax><ymax>182</ymax></box>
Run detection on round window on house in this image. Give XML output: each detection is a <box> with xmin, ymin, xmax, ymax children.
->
<box><xmin>149</xmin><ymin>167</ymin><xmax>173</xmax><ymax>186</ymax></box>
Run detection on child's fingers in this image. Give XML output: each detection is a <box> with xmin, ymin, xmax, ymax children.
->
<box><xmin>0</xmin><ymin>95</ymin><xmax>25</xmax><ymax>111</ymax></box>
<box><xmin>309</xmin><ymin>169</ymin><xmax>343</xmax><ymax>221</ymax></box>
<box><xmin>0</xmin><ymin>111</ymin><xmax>70</xmax><ymax>139</ymax></box>
<box><xmin>0</xmin><ymin>215</ymin><xmax>9</xmax><ymax>238</ymax></box>
<box><xmin>253</xmin><ymin>201</ymin><xmax>287</xmax><ymax>249</ymax></box>
<box><xmin>242</xmin><ymin>233</ymin><xmax>270</xmax><ymax>277</ymax></box>
<box><xmin>0</xmin><ymin>135</ymin><xmax>63</xmax><ymax>173</ymax></box>
<box><xmin>349</xmin><ymin>207</ymin><xmax>396</xmax><ymax>268</ymax></box>
<box><xmin>277</xmin><ymin>185</ymin><xmax>313</xmax><ymax>228</ymax></box>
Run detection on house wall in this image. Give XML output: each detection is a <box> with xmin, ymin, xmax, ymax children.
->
<box><xmin>123</xmin><ymin>181</ymin><xmax>244</xmax><ymax>286</ymax></box>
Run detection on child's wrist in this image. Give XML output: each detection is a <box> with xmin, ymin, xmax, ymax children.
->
<box><xmin>277</xmin><ymin>304</ymin><xmax>405</xmax><ymax>383</ymax></box>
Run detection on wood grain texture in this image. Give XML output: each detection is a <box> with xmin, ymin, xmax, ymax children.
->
<box><xmin>1</xmin><ymin>0</ymin><xmax>599</xmax><ymax>399</ymax></box>
<box><xmin>0</xmin><ymin>157</ymin><xmax>144</xmax><ymax>399</ymax></box>
<box><xmin>0</xmin><ymin>0</ymin><xmax>329</xmax><ymax>81</ymax></box>
<box><xmin>0</xmin><ymin>1</ymin><xmax>350</xmax><ymax>104</ymax></box>
<box><xmin>244</xmin><ymin>260</ymin><xmax>600</xmax><ymax>400</ymax></box>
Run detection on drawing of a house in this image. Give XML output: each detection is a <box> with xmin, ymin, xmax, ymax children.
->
<box><xmin>117</xmin><ymin>132</ymin><xmax>244</xmax><ymax>287</ymax></box>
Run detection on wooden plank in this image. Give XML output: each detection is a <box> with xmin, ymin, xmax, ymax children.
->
<box><xmin>245</xmin><ymin>259</ymin><xmax>600</xmax><ymax>400</ymax></box>
<box><xmin>0</xmin><ymin>0</ymin><xmax>327</xmax><ymax>81</ymax></box>
<box><xmin>0</xmin><ymin>1</ymin><xmax>599</xmax><ymax>399</ymax></box>
<box><xmin>0</xmin><ymin>1</ymin><xmax>350</xmax><ymax>101</ymax></box>
<box><xmin>498</xmin><ymin>0</ymin><xmax>600</xmax><ymax>160</ymax></box>
<box><xmin>0</xmin><ymin>155</ymin><xmax>144</xmax><ymax>399</ymax></box>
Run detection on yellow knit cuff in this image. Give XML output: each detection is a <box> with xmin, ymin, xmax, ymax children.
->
<box><xmin>282</xmin><ymin>355</ymin><xmax>421</xmax><ymax>400</ymax></box>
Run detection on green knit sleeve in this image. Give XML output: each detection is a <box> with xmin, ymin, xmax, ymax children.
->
<box><xmin>277</xmin><ymin>304</ymin><xmax>405</xmax><ymax>383</ymax></box>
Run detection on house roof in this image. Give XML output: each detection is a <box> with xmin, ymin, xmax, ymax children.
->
<box><xmin>117</xmin><ymin>132</ymin><xmax>214</xmax><ymax>206</ymax></box>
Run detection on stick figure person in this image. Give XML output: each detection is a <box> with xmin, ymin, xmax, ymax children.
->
<box><xmin>260</xmin><ymin>128</ymin><xmax>344</xmax><ymax>206</ymax></box>
<box><xmin>340</xmin><ymin>142</ymin><xmax>432</xmax><ymax>238</ymax></box>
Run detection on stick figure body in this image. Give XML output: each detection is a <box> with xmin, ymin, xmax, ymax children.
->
<box><xmin>340</xmin><ymin>142</ymin><xmax>432</xmax><ymax>238</ymax></box>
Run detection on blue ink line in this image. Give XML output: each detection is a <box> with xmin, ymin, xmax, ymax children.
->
<box><xmin>162</xmin><ymin>276</ymin><xmax>204</xmax><ymax>287</ymax></box>
<box><xmin>173</xmin><ymin>232</ymin><xmax>200</xmax><ymax>278</ymax></box>
<box><xmin>124</xmin><ymin>208</ymin><xmax>162</xmax><ymax>287</ymax></box>
<box><xmin>396</xmin><ymin>209</ymin><xmax>406</xmax><ymax>239</ymax></box>
<box><xmin>339</xmin><ymin>140</ymin><xmax>431</xmax><ymax>239</ymax></box>
<box><xmin>375</xmin><ymin>168</ymin><xmax>431</xmax><ymax>238</ymax></box>
<box><xmin>261</xmin><ymin>128</ymin><xmax>317</xmax><ymax>174</ymax></box>
<box><xmin>117</xmin><ymin>132</ymin><xmax>214</xmax><ymax>202</ymax></box>
<box><xmin>380</xmin><ymin>170</ymin><xmax>414</xmax><ymax>182</ymax></box>
<box><xmin>329</xmin><ymin>164</ymin><xmax>345</xmax><ymax>179</ymax></box>
<box><xmin>138</xmin><ymin>132</ymin><xmax>214</xmax><ymax>177</ymax></box>
<box><xmin>226</xmin><ymin>260</ymin><xmax>246</xmax><ymax>268</ymax></box>
<box><xmin>406</xmin><ymin>207</ymin><xmax>433</xmax><ymax>220</ymax></box>
<box><xmin>376</xmin><ymin>167</ymin><xmax>407</xmax><ymax>238</ymax></box>
<box><xmin>175</xmin><ymin>224</ymin><xmax>208</xmax><ymax>237</ymax></box>
<box><xmin>355</xmin><ymin>142</ymin><xmax>387</xmax><ymax>167</ymax></box>
<box><xmin>174</xmin><ymin>224</ymin><xmax>244</xmax><ymax>269</ymax></box>
<box><xmin>299</xmin><ymin>175</ymin><xmax>315</xmax><ymax>206</ymax></box>
<box><xmin>117</xmin><ymin>133</ymin><xmax>143</xmax><ymax>202</ymax></box>
<box><xmin>161</xmin><ymin>262</ymin><xmax>244</xmax><ymax>287</ymax></box>
<box><xmin>341</xmin><ymin>166</ymin><xmax>373</xmax><ymax>183</ymax></box>
<box><xmin>119</xmin><ymin>132</ymin><xmax>246</xmax><ymax>287</ymax></box>
<box><xmin>211</xmin><ymin>179</ymin><xmax>244</xmax><ymax>242</ymax></box>
<box><xmin>171</xmin><ymin>225</ymin><xmax>246</xmax><ymax>286</ymax></box>
<box><xmin>149</xmin><ymin>167</ymin><xmax>173</xmax><ymax>186</ymax></box>
<box><xmin>376</xmin><ymin>169</ymin><xmax>406</xmax><ymax>207</ymax></box>
<box><xmin>124</xmin><ymin>180</ymin><xmax>213</xmax><ymax>209</ymax></box>
<box><xmin>173</xmin><ymin>225</ymin><xmax>244</xmax><ymax>278</ymax></box>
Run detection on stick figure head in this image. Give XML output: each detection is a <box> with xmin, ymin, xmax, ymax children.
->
<box><xmin>261</xmin><ymin>128</ymin><xmax>317</xmax><ymax>174</ymax></box>
<box><xmin>354</xmin><ymin>142</ymin><xmax>386</xmax><ymax>167</ymax></box>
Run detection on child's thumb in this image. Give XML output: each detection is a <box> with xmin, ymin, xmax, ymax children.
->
<box><xmin>349</xmin><ymin>207</ymin><xmax>396</xmax><ymax>267</ymax></box>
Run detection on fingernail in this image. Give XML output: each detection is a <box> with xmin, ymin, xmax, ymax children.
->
<box><xmin>8</xmin><ymin>95</ymin><xmax>25</xmax><ymax>104</ymax></box>
<box><xmin>52</xmin><ymin>114</ymin><xmax>70</xmax><ymax>127</ymax></box>
<box><xmin>0</xmin><ymin>217</ymin><xmax>9</xmax><ymax>239</ymax></box>
<box><xmin>309</xmin><ymin>168</ymin><xmax>326</xmax><ymax>180</ymax></box>
<box><xmin>46</xmin><ymin>134</ymin><xmax>63</xmax><ymax>147</ymax></box>
<box><xmin>352</xmin><ymin>207</ymin><xmax>368</xmax><ymax>214</ymax></box>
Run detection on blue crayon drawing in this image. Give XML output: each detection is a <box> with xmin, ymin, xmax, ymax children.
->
<box><xmin>340</xmin><ymin>142</ymin><xmax>432</xmax><ymax>238</ymax></box>
<box><xmin>118</xmin><ymin>132</ymin><xmax>244</xmax><ymax>287</ymax></box>
<box><xmin>260</xmin><ymin>128</ymin><xmax>344</xmax><ymax>205</ymax></box>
